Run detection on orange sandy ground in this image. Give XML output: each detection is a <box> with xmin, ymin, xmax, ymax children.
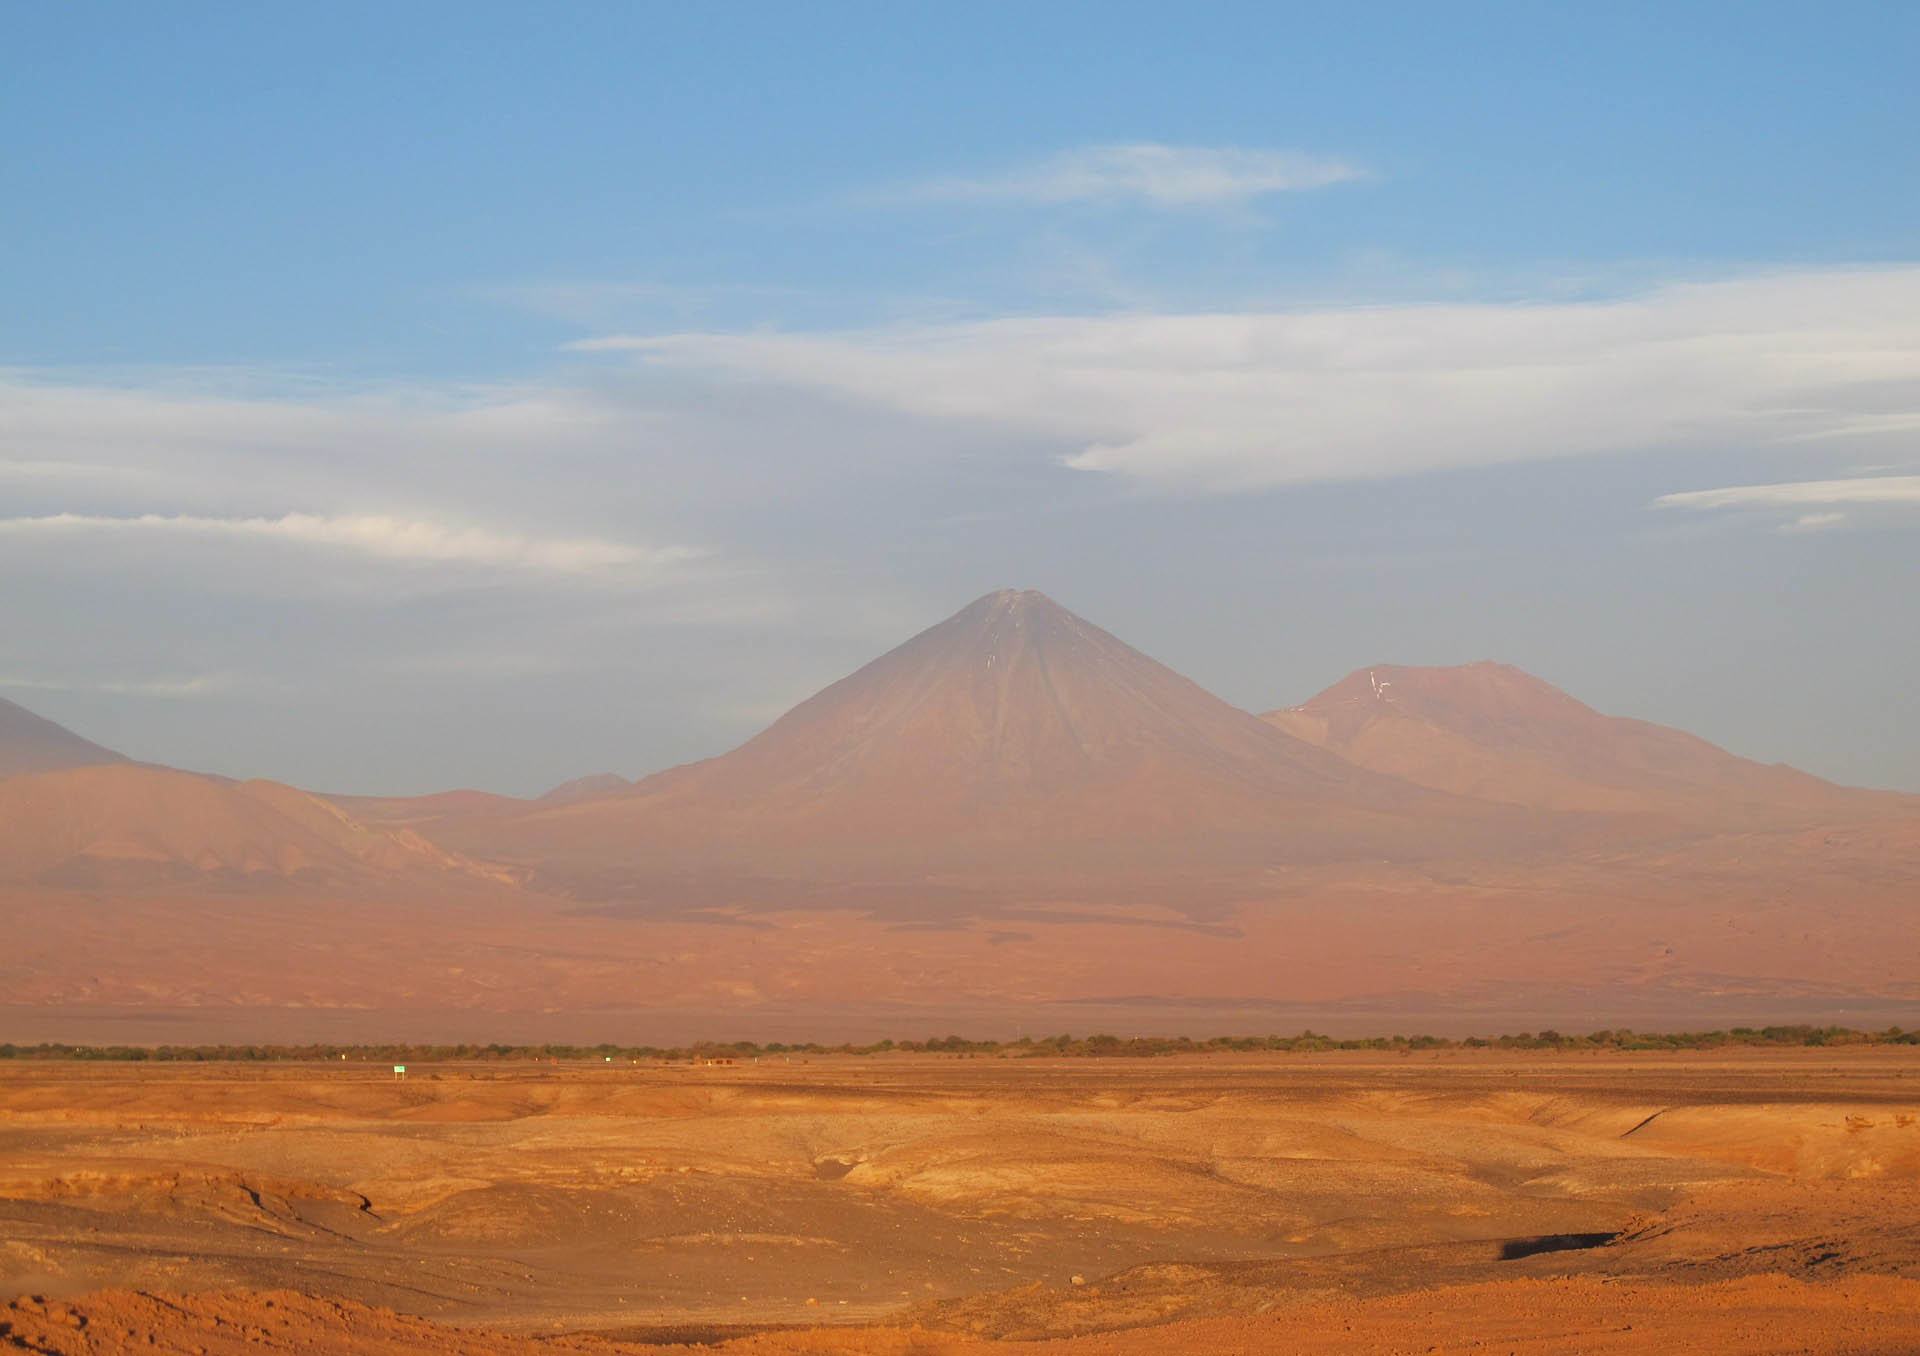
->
<box><xmin>5</xmin><ymin>1053</ymin><xmax>1919</xmax><ymax>1353</ymax></box>
<box><xmin>7</xmin><ymin>1276</ymin><xmax>1920</xmax><ymax>1356</ymax></box>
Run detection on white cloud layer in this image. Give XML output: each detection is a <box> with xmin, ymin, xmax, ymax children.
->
<box><xmin>0</xmin><ymin>512</ymin><xmax>687</xmax><ymax>573</ymax></box>
<box><xmin>582</xmin><ymin>267</ymin><xmax>1920</xmax><ymax>491</ymax></box>
<box><xmin>876</xmin><ymin>143</ymin><xmax>1369</xmax><ymax>208</ymax></box>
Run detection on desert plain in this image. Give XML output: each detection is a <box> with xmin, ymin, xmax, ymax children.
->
<box><xmin>4</xmin><ymin>1047</ymin><xmax>1920</xmax><ymax>1354</ymax></box>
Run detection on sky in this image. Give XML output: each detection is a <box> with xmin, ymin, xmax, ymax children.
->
<box><xmin>4</xmin><ymin>1</ymin><xmax>1918</xmax><ymax>795</ymax></box>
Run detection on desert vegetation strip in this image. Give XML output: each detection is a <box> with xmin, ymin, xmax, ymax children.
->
<box><xmin>3</xmin><ymin>1023</ymin><xmax>1915</xmax><ymax>1064</ymax></box>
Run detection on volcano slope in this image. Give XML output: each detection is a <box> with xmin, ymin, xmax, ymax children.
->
<box><xmin>0</xmin><ymin>697</ymin><xmax>128</xmax><ymax>780</ymax></box>
<box><xmin>2</xmin><ymin>1050</ymin><xmax>1918</xmax><ymax>1354</ymax></box>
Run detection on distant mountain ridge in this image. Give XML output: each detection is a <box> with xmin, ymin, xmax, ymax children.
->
<box><xmin>0</xmin><ymin>763</ymin><xmax>509</xmax><ymax>888</ymax></box>
<box><xmin>0</xmin><ymin>697</ymin><xmax>508</xmax><ymax>889</ymax></box>
<box><xmin>8</xmin><ymin>610</ymin><xmax>1910</xmax><ymax>886</ymax></box>
<box><xmin>1263</xmin><ymin>661</ymin><xmax>1907</xmax><ymax>828</ymax></box>
<box><xmin>2</xmin><ymin>592</ymin><xmax>1916</xmax><ymax>1030</ymax></box>
<box><xmin>437</xmin><ymin>590</ymin><xmax>1548</xmax><ymax>899</ymax></box>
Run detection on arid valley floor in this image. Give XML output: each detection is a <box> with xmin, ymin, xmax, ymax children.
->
<box><xmin>4</xmin><ymin>1050</ymin><xmax>1919</xmax><ymax>1353</ymax></box>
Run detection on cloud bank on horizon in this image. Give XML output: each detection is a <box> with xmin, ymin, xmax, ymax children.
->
<box><xmin>10</xmin><ymin>263</ymin><xmax>1916</xmax><ymax>585</ymax></box>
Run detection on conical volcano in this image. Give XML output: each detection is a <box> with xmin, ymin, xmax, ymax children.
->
<box><xmin>666</xmin><ymin>587</ymin><xmax>1363</xmax><ymax>816</ymax></box>
<box><xmin>473</xmin><ymin>591</ymin><xmax>1525</xmax><ymax>899</ymax></box>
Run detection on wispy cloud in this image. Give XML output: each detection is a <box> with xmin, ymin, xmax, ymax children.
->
<box><xmin>1652</xmin><ymin>474</ymin><xmax>1920</xmax><ymax>532</ymax></box>
<box><xmin>0</xmin><ymin>512</ymin><xmax>693</xmax><ymax>574</ymax></box>
<box><xmin>869</xmin><ymin>143</ymin><xmax>1369</xmax><ymax>209</ymax></box>
<box><xmin>579</xmin><ymin>266</ymin><xmax>1920</xmax><ymax>492</ymax></box>
<box><xmin>1652</xmin><ymin>475</ymin><xmax>1920</xmax><ymax>511</ymax></box>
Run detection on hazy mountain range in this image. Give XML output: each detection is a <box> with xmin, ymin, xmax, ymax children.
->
<box><xmin>3</xmin><ymin>589</ymin><xmax>1915</xmax><ymax>1041</ymax></box>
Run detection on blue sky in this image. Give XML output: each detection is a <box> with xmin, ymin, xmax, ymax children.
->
<box><xmin>11</xmin><ymin>2</ymin><xmax>1914</xmax><ymax>366</ymax></box>
<box><xmin>4</xmin><ymin>2</ymin><xmax>1918</xmax><ymax>793</ymax></box>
